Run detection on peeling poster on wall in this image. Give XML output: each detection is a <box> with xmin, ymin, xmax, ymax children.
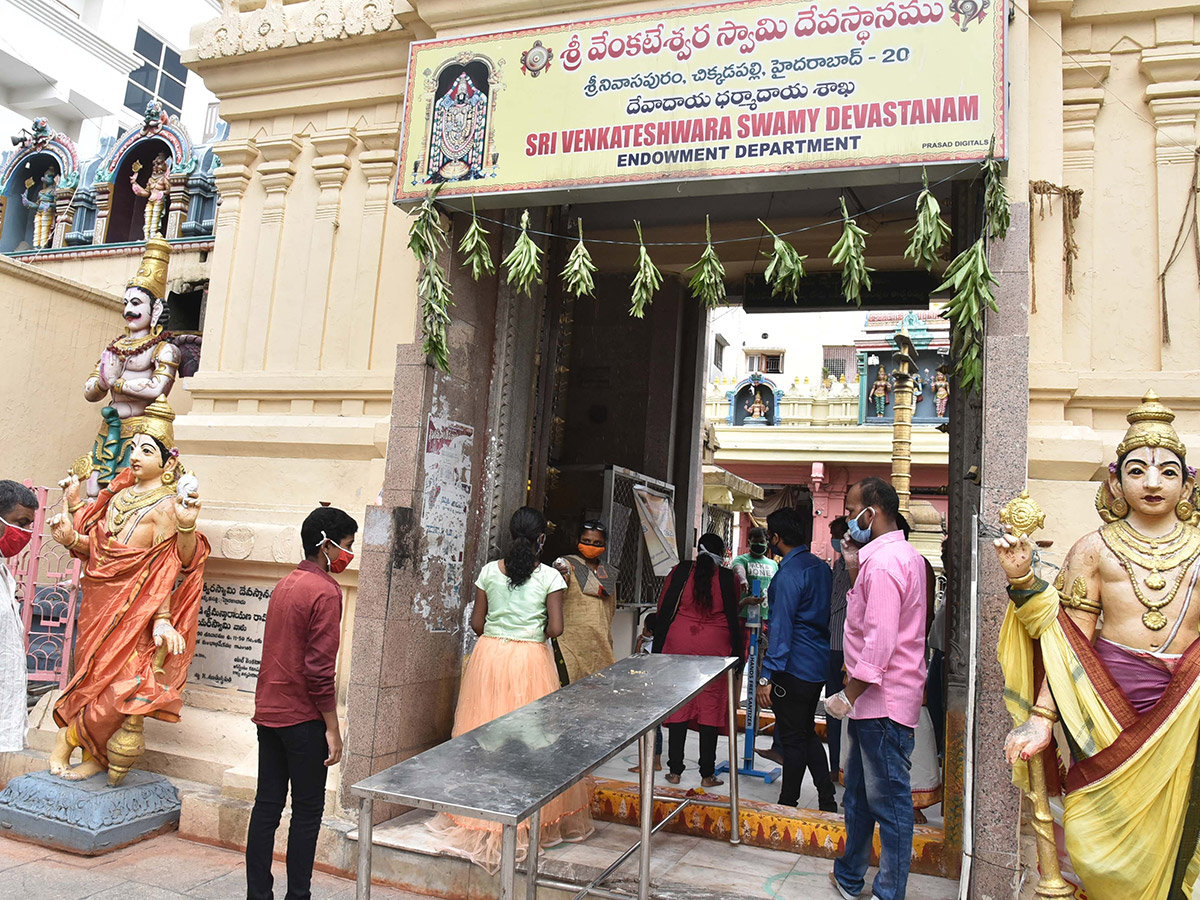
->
<box><xmin>420</xmin><ymin>416</ymin><xmax>475</xmax><ymax>620</ymax></box>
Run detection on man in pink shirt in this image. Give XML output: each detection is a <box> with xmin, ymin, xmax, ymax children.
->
<box><xmin>826</xmin><ymin>477</ymin><xmax>927</xmax><ymax>900</ymax></box>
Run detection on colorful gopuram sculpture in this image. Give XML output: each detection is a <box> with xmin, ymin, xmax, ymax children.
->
<box><xmin>870</xmin><ymin>366</ymin><xmax>891</xmax><ymax>417</ymax></box>
<box><xmin>130</xmin><ymin>152</ymin><xmax>171</xmax><ymax>239</ymax></box>
<box><xmin>75</xmin><ymin>236</ymin><xmax>182</xmax><ymax>497</ymax></box>
<box><xmin>21</xmin><ymin>164</ymin><xmax>58</xmax><ymax>249</ymax></box>
<box><xmin>933</xmin><ymin>368</ymin><xmax>951</xmax><ymax>418</ymax></box>
<box><xmin>48</xmin><ymin>397</ymin><xmax>208</xmax><ymax>785</ymax></box>
<box><xmin>994</xmin><ymin>391</ymin><xmax>1200</xmax><ymax>899</ymax></box>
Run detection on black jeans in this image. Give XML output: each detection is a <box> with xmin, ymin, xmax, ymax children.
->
<box><xmin>246</xmin><ymin>720</ymin><xmax>330</xmax><ymax>900</ymax></box>
<box><xmin>826</xmin><ymin>649</ymin><xmax>846</xmax><ymax>773</ymax></box>
<box><xmin>771</xmin><ymin>671</ymin><xmax>835</xmax><ymax>807</ymax></box>
<box><xmin>667</xmin><ymin>723</ymin><xmax>719</xmax><ymax>778</ymax></box>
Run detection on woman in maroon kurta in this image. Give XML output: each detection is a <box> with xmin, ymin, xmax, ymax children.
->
<box><xmin>653</xmin><ymin>532</ymin><xmax>743</xmax><ymax>786</ymax></box>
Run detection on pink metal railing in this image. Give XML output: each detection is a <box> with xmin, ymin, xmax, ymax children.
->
<box><xmin>11</xmin><ymin>483</ymin><xmax>81</xmax><ymax>689</ymax></box>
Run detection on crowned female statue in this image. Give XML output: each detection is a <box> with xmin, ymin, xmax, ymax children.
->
<box><xmin>75</xmin><ymin>236</ymin><xmax>183</xmax><ymax>497</ymax></box>
<box><xmin>48</xmin><ymin>397</ymin><xmax>209</xmax><ymax>786</ymax></box>
<box><xmin>994</xmin><ymin>391</ymin><xmax>1200</xmax><ymax>899</ymax></box>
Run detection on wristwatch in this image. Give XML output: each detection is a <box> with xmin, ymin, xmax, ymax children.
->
<box><xmin>758</xmin><ymin>676</ymin><xmax>770</xmax><ymax>687</ymax></box>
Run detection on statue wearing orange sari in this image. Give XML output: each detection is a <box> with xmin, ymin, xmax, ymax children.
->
<box><xmin>47</xmin><ymin>397</ymin><xmax>209</xmax><ymax>786</ymax></box>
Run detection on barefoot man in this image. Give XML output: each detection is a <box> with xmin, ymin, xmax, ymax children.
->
<box><xmin>994</xmin><ymin>392</ymin><xmax>1200</xmax><ymax>899</ymax></box>
<box><xmin>48</xmin><ymin>397</ymin><xmax>209</xmax><ymax>785</ymax></box>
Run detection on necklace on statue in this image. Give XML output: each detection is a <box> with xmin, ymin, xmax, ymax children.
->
<box><xmin>107</xmin><ymin>331</ymin><xmax>171</xmax><ymax>360</ymax></box>
<box><xmin>1101</xmin><ymin>521</ymin><xmax>1200</xmax><ymax>630</ymax></box>
<box><xmin>109</xmin><ymin>483</ymin><xmax>175</xmax><ymax>529</ymax></box>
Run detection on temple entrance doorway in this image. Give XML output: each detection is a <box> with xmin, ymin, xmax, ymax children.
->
<box><xmin>459</xmin><ymin>173</ymin><xmax>980</xmax><ymax>879</ymax></box>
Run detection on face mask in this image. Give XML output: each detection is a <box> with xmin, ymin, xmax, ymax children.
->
<box><xmin>321</xmin><ymin>531</ymin><xmax>354</xmax><ymax>574</ymax></box>
<box><xmin>578</xmin><ymin>543</ymin><xmax>604</xmax><ymax>560</ymax></box>
<box><xmin>846</xmin><ymin>508</ymin><xmax>875</xmax><ymax>545</ymax></box>
<box><xmin>749</xmin><ymin>542</ymin><xmax>768</xmax><ymax>557</ymax></box>
<box><xmin>0</xmin><ymin>517</ymin><xmax>33</xmax><ymax>559</ymax></box>
<box><xmin>831</xmin><ymin>538</ymin><xmax>842</xmax><ymax>555</ymax></box>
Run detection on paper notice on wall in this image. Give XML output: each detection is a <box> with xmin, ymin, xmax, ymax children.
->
<box><xmin>421</xmin><ymin>417</ymin><xmax>475</xmax><ymax>604</ymax></box>
<box><xmin>633</xmin><ymin>486</ymin><xmax>679</xmax><ymax>577</ymax></box>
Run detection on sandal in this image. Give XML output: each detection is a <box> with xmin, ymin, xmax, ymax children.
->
<box><xmin>665</xmin><ymin>773</ymin><xmax>681</xmax><ymax>784</ymax></box>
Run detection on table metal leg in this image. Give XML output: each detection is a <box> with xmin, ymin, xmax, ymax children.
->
<box><xmin>356</xmin><ymin>797</ymin><xmax>374</xmax><ymax>900</ymax></box>
<box><xmin>500</xmin><ymin>823</ymin><xmax>518</xmax><ymax>900</ymax></box>
<box><xmin>638</xmin><ymin>727</ymin><xmax>655</xmax><ymax>900</ymax></box>
<box><xmin>526</xmin><ymin>808</ymin><xmax>541</xmax><ymax>900</ymax></box>
<box><xmin>726</xmin><ymin>668</ymin><xmax>741</xmax><ymax>845</ymax></box>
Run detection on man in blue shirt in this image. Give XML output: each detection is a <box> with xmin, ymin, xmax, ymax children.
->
<box><xmin>756</xmin><ymin>507</ymin><xmax>836</xmax><ymax>811</ymax></box>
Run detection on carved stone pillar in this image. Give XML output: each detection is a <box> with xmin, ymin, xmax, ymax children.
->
<box><xmin>1061</xmin><ymin>54</ymin><xmax>1109</xmax><ymax>173</ymax></box>
<box><xmin>90</xmin><ymin>182</ymin><xmax>112</xmax><ymax>244</ymax></box>
<box><xmin>166</xmin><ymin>173</ymin><xmax>192</xmax><ymax>239</ymax></box>
<box><xmin>52</xmin><ymin>184</ymin><xmax>76</xmax><ymax>248</ymax></box>
<box><xmin>1140</xmin><ymin>45</ymin><xmax>1200</xmax><ymax>365</ymax></box>
<box><xmin>240</xmin><ymin>135</ymin><xmax>302</xmax><ymax>371</ymax></box>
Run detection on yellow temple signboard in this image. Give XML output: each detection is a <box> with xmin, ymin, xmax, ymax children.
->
<box><xmin>394</xmin><ymin>0</ymin><xmax>1006</xmax><ymax>203</ymax></box>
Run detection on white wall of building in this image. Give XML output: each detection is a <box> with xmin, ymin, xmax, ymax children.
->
<box><xmin>0</xmin><ymin>0</ymin><xmax>219</xmax><ymax>157</ymax></box>
<box><xmin>706</xmin><ymin>305</ymin><xmax>867</xmax><ymax>388</ymax></box>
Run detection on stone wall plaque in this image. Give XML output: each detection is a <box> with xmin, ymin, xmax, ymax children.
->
<box><xmin>188</xmin><ymin>580</ymin><xmax>272</xmax><ymax>692</ymax></box>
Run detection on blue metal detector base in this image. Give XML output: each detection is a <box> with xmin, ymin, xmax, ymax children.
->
<box><xmin>713</xmin><ymin>760</ymin><xmax>782</xmax><ymax>784</ymax></box>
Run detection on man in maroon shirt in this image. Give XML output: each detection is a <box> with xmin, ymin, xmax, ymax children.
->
<box><xmin>246</xmin><ymin>506</ymin><xmax>357</xmax><ymax>900</ymax></box>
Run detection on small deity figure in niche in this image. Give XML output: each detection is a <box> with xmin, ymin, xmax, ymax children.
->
<box><xmin>130</xmin><ymin>152</ymin><xmax>171</xmax><ymax>239</ymax></box>
<box><xmin>21</xmin><ymin>164</ymin><xmax>58</xmax><ymax>249</ymax></box>
<box><xmin>745</xmin><ymin>391</ymin><xmax>769</xmax><ymax>421</ymax></box>
<box><xmin>426</xmin><ymin>71</ymin><xmax>489</xmax><ymax>183</ymax></box>
<box><xmin>933</xmin><ymin>368</ymin><xmax>951</xmax><ymax>418</ymax></box>
<box><xmin>870</xmin><ymin>367</ymin><xmax>891</xmax><ymax>417</ymax></box>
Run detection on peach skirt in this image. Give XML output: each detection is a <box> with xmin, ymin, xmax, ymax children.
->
<box><xmin>426</xmin><ymin>635</ymin><xmax>594</xmax><ymax>874</ymax></box>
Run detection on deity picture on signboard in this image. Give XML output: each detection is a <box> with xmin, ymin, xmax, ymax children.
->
<box><xmin>420</xmin><ymin>55</ymin><xmax>503</xmax><ymax>185</ymax></box>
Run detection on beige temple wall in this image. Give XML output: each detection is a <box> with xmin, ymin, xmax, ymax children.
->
<box><xmin>1024</xmin><ymin>2</ymin><xmax>1200</xmax><ymax>531</ymax></box>
<box><xmin>0</xmin><ymin>256</ymin><xmax>128</xmax><ymax>487</ymax></box>
<box><xmin>180</xmin><ymin>22</ymin><xmax>416</xmax><ymax>642</ymax></box>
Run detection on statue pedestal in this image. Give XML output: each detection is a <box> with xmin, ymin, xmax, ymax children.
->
<box><xmin>0</xmin><ymin>770</ymin><xmax>181</xmax><ymax>855</ymax></box>
<box><xmin>743</xmin><ymin>418</ymin><xmax>769</xmax><ymax>426</ymax></box>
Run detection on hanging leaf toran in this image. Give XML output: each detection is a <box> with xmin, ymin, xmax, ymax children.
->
<box><xmin>406</xmin><ymin>184</ymin><xmax>453</xmax><ymax>372</ymax></box>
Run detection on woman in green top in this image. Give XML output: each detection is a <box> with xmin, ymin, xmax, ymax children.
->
<box><xmin>427</xmin><ymin>507</ymin><xmax>594</xmax><ymax>872</ymax></box>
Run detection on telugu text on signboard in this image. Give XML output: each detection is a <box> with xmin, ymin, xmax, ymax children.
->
<box><xmin>189</xmin><ymin>581</ymin><xmax>271</xmax><ymax>693</ymax></box>
<box><xmin>394</xmin><ymin>0</ymin><xmax>1005</xmax><ymax>203</ymax></box>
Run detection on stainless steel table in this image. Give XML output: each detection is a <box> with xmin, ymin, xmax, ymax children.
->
<box><xmin>352</xmin><ymin>654</ymin><xmax>740</xmax><ymax>900</ymax></box>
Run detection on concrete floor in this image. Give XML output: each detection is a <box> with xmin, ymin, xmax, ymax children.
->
<box><xmin>0</xmin><ymin>833</ymin><xmax>425</xmax><ymax>900</ymax></box>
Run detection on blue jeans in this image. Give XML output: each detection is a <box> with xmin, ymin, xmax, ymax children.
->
<box><xmin>833</xmin><ymin>717</ymin><xmax>915</xmax><ymax>900</ymax></box>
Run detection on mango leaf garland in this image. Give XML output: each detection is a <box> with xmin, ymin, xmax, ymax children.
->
<box><xmin>407</xmin><ymin>185</ymin><xmax>453</xmax><ymax>372</ymax></box>
<box><xmin>937</xmin><ymin>238</ymin><xmax>998</xmax><ymax>394</ymax></box>
<box><xmin>829</xmin><ymin>197</ymin><xmax>873</xmax><ymax>306</ymax></box>
<box><xmin>759</xmin><ymin>220</ymin><xmax>807</xmax><ymax>302</ymax></box>
<box><xmin>458</xmin><ymin>199</ymin><xmax>495</xmax><ymax>281</ymax></box>
<box><xmin>904</xmin><ymin>170</ymin><xmax>951</xmax><ymax>270</ymax></box>
<box><xmin>418</xmin><ymin>259</ymin><xmax>453</xmax><ymax>372</ymax></box>
<box><xmin>561</xmin><ymin>220</ymin><xmax>598</xmax><ymax>299</ymax></box>
<box><xmin>628</xmin><ymin>221</ymin><xmax>662</xmax><ymax>318</ymax></box>
<box><xmin>502</xmin><ymin>209</ymin><xmax>544</xmax><ymax>296</ymax></box>
<box><xmin>686</xmin><ymin>216</ymin><xmax>727</xmax><ymax>309</ymax></box>
<box><xmin>984</xmin><ymin>142</ymin><xmax>1010</xmax><ymax>241</ymax></box>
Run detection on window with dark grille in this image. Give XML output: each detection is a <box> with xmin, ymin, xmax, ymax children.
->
<box><xmin>713</xmin><ymin>336</ymin><xmax>726</xmax><ymax>371</ymax></box>
<box><xmin>822</xmin><ymin>345</ymin><xmax>856</xmax><ymax>381</ymax></box>
<box><xmin>125</xmin><ymin>27</ymin><xmax>186</xmax><ymax>120</ymax></box>
<box><xmin>763</xmin><ymin>353</ymin><xmax>783</xmax><ymax>374</ymax></box>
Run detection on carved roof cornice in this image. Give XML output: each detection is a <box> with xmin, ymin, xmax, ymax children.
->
<box><xmin>189</xmin><ymin>0</ymin><xmax>418</xmax><ymax>62</ymax></box>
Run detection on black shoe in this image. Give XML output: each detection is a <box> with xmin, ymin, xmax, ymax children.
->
<box><xmin>819</xmin><ymin>797</ymin><xmax>839</xmax><ymax>813</ymax></box>
<box><xmin>755</xmin><ymin>745</ymin><xmax>784</xmax><ymax>765</ymax></box>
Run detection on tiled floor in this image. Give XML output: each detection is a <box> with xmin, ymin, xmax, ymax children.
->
<box><xmin>0</xmin><ymin>833</ymin><xmax>424</xmax><ymax>900</ymax></box>
<box><xmin>370</xmin><ymin>812</ymin><xmax>961</xmax><ymax>900</ymax></box>
<box><xmin>590</xmin><ymin>725</ymin><xmax>945</xmax><ymax>827</ymax></box>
